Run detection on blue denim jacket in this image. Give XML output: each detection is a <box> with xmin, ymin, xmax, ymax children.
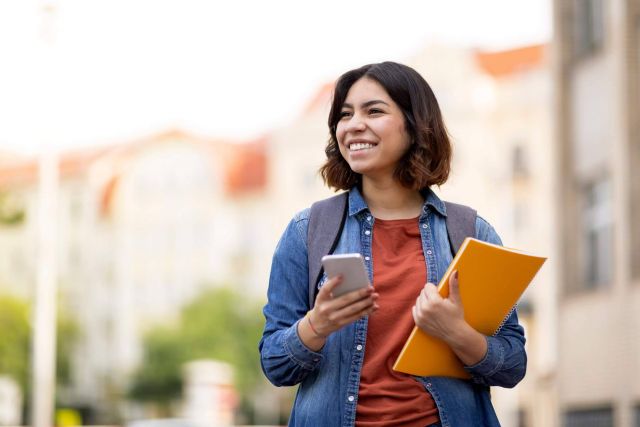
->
<box><xmin>259</xmin><ymin>187</ymin><xmax>527</xmax><ymax>427</ymax></box>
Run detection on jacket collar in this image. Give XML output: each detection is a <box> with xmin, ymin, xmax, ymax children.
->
<box><xmin>347</xmin><ymin>186</ymin><xmax>447</xmax><ymax>218</ymax></box>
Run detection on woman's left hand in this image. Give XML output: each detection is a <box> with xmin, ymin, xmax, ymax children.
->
<box><xmin>412</xmin><ymin>270</ymin><xmax>465</xmax><ymax>342</ymax></box>
<box><xmin>412</xmin><ymin>270</ymin><xmax>488</xmax><ymax>366</ymax></box>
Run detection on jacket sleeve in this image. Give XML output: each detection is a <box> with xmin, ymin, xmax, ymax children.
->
<box><xmin>463</xmin><ymin>216</ymin><xmax>527</xmax><ymax>388</ymax></box>
<box><xmin>258</xmin><ymin>214</ymin><xmax>324</xmax><ymax>387</ymax></box>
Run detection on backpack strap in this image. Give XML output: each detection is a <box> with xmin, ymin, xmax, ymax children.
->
<box><xmin>307</xmin><ymin>192</ymin><xmax>349</xmax><ymax>308</ymax></box>
<box><xmin>443</xmin><ymin>201</ymin><xmax>477</xmax><ymax>255</ymax></box>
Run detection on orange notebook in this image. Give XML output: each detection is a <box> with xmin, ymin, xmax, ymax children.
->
<box><xmin>392</xmin><ymin>237</ymin><xmax>546</xmax><ymax>378</ymax></box>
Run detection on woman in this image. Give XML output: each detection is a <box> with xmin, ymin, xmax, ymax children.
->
<box><xmin>259</xmin><ymin>62</ymin><xmax>526</xmax><ymax>427</ymax></box>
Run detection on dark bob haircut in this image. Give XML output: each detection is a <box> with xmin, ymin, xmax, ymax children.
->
<box><xmin>319</xmin><ymin>61</ymin><xmax>452</xmax><ymax>191</ymax></box>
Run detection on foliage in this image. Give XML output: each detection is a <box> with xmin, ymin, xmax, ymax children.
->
<box><xmin>127</xmin><ymin>327</ymin><xmax>185</xmax><ymax>403</ymax></box>
<box><xmin>128</xmin><ymin>286</ymin><xmax>265</xmax><ymax>407</ymax></box>
<box><xmin>0</xmin><ymin>295</ymin><xmax>30</xmax><ymax>391</ymax></box>
<box><xmin>0</xmin><ymin>294</ymin><xmax>78</xmax><ymax>402</ymax></box>
<box><xmin>56</xmin><ymin>308</ymin><xmax>80</xmax><ymax>386</ymax></box>
<box><xmin>0</xmin><ymin>191</ymin><xmax>25</xmax><ymax>226</ymax></box>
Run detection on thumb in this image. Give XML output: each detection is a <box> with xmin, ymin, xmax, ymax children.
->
<box><xmin>448</xmin><ymin>270</ymin><xmax>461</xmax><ymax>304</ymax></box>
<box><xmin>318</xmin><ymin>274</ymin><xmax>343</xmax><ymax>299</ymax></box>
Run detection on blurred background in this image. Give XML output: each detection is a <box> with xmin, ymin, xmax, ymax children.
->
<box><xmin>0</xmin><ymin>0</ymin><xmax>638</xmax><ymax>426</ymax></box>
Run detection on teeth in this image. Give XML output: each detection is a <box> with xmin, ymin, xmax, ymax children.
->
<box><xmin>350</xmin><ymin>143</ymin><xmax>374</xmax><ymax>151</ymax></box>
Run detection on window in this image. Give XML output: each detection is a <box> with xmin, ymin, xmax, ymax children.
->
<box><xmin>632</xmin><ymin>142</ymin><xmax>640</xmax><ymax>280</ymax></box>
<box><xmin>511</xmin><ymin>145</ymin><xmax>529</xmax><ymax>179</ymax></box>
<box><xmin>572</xmin><ymin>0</ymin><xmax>605</xmax><ymax>60</ymax></box>
<box><xmin>564</xmin><ymin>407</ymin><xmax>613</xmax><ymax>427</ymax></box>
<box><xmin>581</xmin><ymin>178</ymin><xmax>613</xmax><ymax>289</ymax></box>
<box><xmin>517</xmin><ymin>407</ymin><xmax>530</xmax><ymax>427</ymax></box>
<box><xmin>632</xmin><ymin>19</ymin><xmax>640</xmax><ymax>280</ymax></box>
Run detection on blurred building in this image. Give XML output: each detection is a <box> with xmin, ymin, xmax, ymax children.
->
<box><xmin>0</xmin><ymin>130</ymin><xmax>268</xmax><ymax>420</ymax></box>
<box><xmin>553</xmin><ymin>0</ymin><xmax>640</xmax><ymax>426</ymax></box>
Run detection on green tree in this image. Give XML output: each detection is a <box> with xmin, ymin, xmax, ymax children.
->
<box><xmin>0</xmin><ymin>191</ymin><xmax>25</xmax><ymax>226</ymax></box>
<box><xmin>128</xmin><ymin>286</ymin><xmax>265</xmax><ymax>417</ymax></box>
<box><xmin>0</xmin><ymin>294</ymin><xmax>78</xmax><ymax>413</ymax></box>
<box><xmin>128</xmin><ymin>326</ymin><xmax>185</xmax><ymax>404</ymax></box>
<box><xmin>0</xmin><ymin>295</ymin><xmax>30</xmax><ymax>391</ymax></box>
<box><xmin>179</xmin><ymin>287</ymin><xmax>264</xmax><ymax>396</ymax></box>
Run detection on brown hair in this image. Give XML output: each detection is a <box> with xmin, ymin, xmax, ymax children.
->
<box><xmin>319</xmin><ymin>61</ymin><xmax>452</xmax><ymax>191</ymax></box>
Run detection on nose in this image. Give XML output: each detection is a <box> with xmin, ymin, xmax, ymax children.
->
<box><xmin>344</xmin><ymin>113</ymin><xmax>366</xmax><ymax>133</ymax></box>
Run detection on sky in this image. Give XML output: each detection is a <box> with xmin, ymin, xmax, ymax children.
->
<box><xmin>0</xmin><ymin>0</ymin><xmax>552</xmax><ymax>154</ymax></box>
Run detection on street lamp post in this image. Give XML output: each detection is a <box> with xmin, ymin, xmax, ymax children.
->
<box><xmin>31</xmin><ymin>2</ymin><xmax>59</xmax><ymax>426</ymax></box>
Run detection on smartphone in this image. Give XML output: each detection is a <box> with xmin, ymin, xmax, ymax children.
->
<box><xmin>321</xmin><ymin>253</ymin><xmax>371</xmax><ymax>297</ymax></box>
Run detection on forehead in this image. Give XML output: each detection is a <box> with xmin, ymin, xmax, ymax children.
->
<box><xmin>343</xmin><ymin>77</ymin><xmax>392</xmax><ymax>105</ymax></box>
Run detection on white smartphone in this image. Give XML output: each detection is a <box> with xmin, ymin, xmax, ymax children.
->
<box><xmin>321</xmin><ymin>253</ymin><xmax>371</xmax><ymax>297</ymax></box>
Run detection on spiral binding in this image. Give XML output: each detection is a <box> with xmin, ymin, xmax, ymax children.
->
<box><xmin>493</xmin><ymin>303</ymin><xmax>518</xmax><ymax>336</ymax></box>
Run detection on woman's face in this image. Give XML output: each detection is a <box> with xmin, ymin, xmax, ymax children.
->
<box><xmin>336</xmin><ymin>77</ymin><xmax>411</xmax><ymax>181</ymax></box>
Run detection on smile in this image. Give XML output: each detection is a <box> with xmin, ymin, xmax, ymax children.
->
<box><xmin>349</xmin><ymin>142</ymin><xmax>376</xmax><ymax>151</ymax></box>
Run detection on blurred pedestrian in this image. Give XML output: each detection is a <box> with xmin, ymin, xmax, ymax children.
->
<box><xmin>259</xmin><ymin>61</ymin><xmax>526</xmax><ymax>427</ymax></box>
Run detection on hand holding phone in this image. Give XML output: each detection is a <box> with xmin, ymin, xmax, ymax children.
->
<box><xmin>321</xmin><ymin>253</ymin><xmax>371</xmax><ymax>297</ymax></box>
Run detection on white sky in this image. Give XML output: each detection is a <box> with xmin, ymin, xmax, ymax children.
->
<box><xmin>0</xmin><ymin>0</ymin><xmax>551</xmax><ymax>154</ymax></box>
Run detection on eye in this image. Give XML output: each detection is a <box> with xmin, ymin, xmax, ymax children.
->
<box><xmin>339</xmin><ymin>111</ymin><xmax>352</xmax><ymax>119</ymax></box>
<box><xmin>368</xmin><ymin>108</ymin><xmax>384</xmax><ymax>115</ymax></box>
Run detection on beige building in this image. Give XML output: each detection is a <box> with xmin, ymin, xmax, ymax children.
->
<box><xmin>553</xmin><ymin>0</ymin><xmax>640</xmax><ymax>426</ymax></box>
<box><xmin>0</xmin><ymin>130</ymin><xmax>268</xmax><ymax>421</ymax></box>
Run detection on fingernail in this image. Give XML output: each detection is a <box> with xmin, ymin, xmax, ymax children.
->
<box><xmin>453</xmin><ymin>271</ymin><xmax>459</xmax><ymax>280</ymax></box>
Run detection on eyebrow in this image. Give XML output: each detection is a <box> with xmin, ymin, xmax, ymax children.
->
<box><xmin>342</xmin><ymin>100</ymin><xmax>390</xmax><ymax>109</ymax></box>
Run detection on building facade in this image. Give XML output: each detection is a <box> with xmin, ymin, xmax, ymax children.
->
<box><xmin>553</xmin><ymin>0</ymin><xmax>640</xmax><ymax>426</ymax></box>
<box><xmin>0</xmin><ymin>130</ymin><xmax>268</xmax><ymax>421</ymax></box>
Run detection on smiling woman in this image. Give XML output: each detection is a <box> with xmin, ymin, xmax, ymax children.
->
<box><xmin>259</xmin><ymin>61</ymin><xmax>527</xmax><ymax>427</ymax></box>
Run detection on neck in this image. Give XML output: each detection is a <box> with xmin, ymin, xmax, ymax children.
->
<box><xmin>361</xmin><ymin>176</ymin><xmax>424</xmax><ymax>220</ymax></box>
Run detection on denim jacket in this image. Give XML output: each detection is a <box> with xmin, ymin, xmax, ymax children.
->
<box><xmin>259</xmin><ymin>187</ymin><xmax>527</xmax><ymax>427</ymax></box>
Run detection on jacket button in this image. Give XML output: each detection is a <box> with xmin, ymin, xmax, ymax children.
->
<box><xmin>365</xmin><ymin>230</ymin><xmax>371</xmax><ymax>235</ymax></box>
<box><xmin>356</xmin><ymin>345</ymin><xmax>363</xmax><ymax>351</ymax></box>
<box><xmin>348</xmin><ymin>396</ymin><xmax>355</xmax><ymax>402</ymax></box>
<box><xmin>422</xmin><ymin>223</ymin><xmax>428</xmax><ymax>229</ymax></box>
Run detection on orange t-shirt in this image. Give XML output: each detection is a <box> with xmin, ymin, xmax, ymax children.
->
<box><xmin>355</xmin><ymin>217</ymin><xmax>439</xmax><ymax>426</ymax></box>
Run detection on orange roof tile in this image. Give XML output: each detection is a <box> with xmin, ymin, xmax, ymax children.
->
<box><xmin>475</xmin><ymin>44</ymin><xmax>547</xmax><ymax>78</ymax></box>
<box><xmin>224</xmin><ymin>137</ymin><xmax>267</xmax><ymax>195</ymax></box>
<box><xmin>0</xmin><ymin>130</ymin><xmax>269</xmax><ymax>216</ymax></box>
<box><xmin>303</xmin><ymin>82</ymin><xmax>334</xmax><ymax>115</ymax></box>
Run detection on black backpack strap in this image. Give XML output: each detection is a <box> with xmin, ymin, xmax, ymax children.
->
<box><xmin>307</xmin><ymin>192</ymin><xmax>349</xmax><ymax>307</ymax></box>
<box><xmin>443</xmin><ymin>201</ymin><xmax>477</xmax><ymax>255</ymax></box>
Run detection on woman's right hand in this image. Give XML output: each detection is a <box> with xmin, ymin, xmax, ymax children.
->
<box><xmin>298</xmin><ymin>275</ymin><xmax>379</xmax><ymax>351</ymax></box>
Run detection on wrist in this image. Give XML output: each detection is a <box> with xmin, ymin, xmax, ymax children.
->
<box><xmin>444</xmin><ymin>319</ymin><xmax>474</xmax><ymax>348</ymax></box>
<box><xmin>306</xmin><ymin>311</ymin><xmax>328</xmax><ymax>339</ymax></box>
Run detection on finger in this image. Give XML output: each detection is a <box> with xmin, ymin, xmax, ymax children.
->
<box><xmin>423</xmin><ymin>282</ymin><xmax>441</xmax><ymax>302</ymax></box>
<box><xmin>331</xmin><ymin>294</ymin><xmax>377</xmax><ymax>321</ymax></box>
<box><xmin>338</xmin><ymin>304</ymin><xmax>378</xmax><ymax>326</ymax></box>
<box><xmin>329</xmin><ymin>286</ymin><xmax>375</xmax><ymax>311</ymax></box>
<box><xmin>448</xmin><ymin>270</ymin><xmax>461</xmax><ymax>304</ymax></box>
<box><xmin>317</xmin><ymin>275</ymin><xmax>343</xmax><ymax>300</ymax></box>
<box><xmin>416</xmin><ymin>292</ymin><xmax>427</xmax><ymax>314</ymax></box>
